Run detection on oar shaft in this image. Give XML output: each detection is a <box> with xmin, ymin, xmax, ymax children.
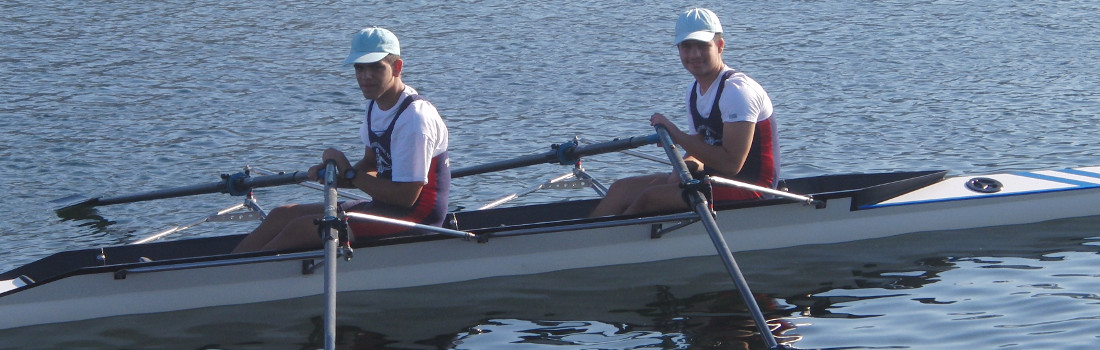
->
<box><xmin>570</xmin><ymin>134</ymin><xmax>659</xmax><ymax>158</ymax></box>
<box><xmin>452</xmin><ymin>134</ymin><xmax>658</xmax><ymax>178</ymax></box>
<box><xmin>252</xmin><ymin>167</ymin><xmax>370</xmax><ymax>201</ymax></box>
<box><xmin>92</xmin><ymin>182</ymin><xmax>224</xmax><ymax>206</ymax></box>
<box><xmin>240</xmin><ymin>171</ymin><xmax>310</xmax><ymax>189</ymax></box>
<box><xmin>87</xmin><ymin>171</ymin><xmax>309</xmax><ymax>207</ymax></box>
<box><xmin>654</xmin><ymin>125</ymin><xmax>782</xmax><ymax>350</ymax></box>
<box><xmin>320</xmin><ymin>162</ymin><xmax>339</xmax><ymax>350</ymax></box>
<box><xmin>452</xmin><ymin>153</ymin><xmax>553</xmax><ymax>179</ymax></box>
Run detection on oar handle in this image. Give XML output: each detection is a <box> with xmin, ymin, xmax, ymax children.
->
<box><xmin>452</xmin><ymin>134</ymin><xmax>659</xmax><ymax>178</ymax></box>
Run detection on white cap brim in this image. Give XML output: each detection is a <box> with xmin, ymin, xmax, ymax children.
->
<box><xmin>676</xmin><ymin>31</ymin><xmax>716</xmax><ymax>45</ymax></box>
<box><xmin>343</xmin><ymin>51</ymin><xmax>389</xmax><ymax>66</ymax></box>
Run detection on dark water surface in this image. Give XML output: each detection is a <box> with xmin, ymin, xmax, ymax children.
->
<box><xmin>2</xmin><ymin>0</ymin><xmax>1099</xmax><ymax>349</ymax></box>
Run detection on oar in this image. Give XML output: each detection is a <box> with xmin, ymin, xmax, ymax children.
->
<box><xmin>452</xmin><ymin>134</ymin><xmax>659</xmax><ymax>178</ymax></box>
<box><xmin>654</xmin><ymin>125</ymin><xmax>789</xmax><ymax>350</ymax></box>
<box><xmin>318</xmin><ymin>161</ymin><xmax>340</xmax><ymax>350</ymax></box>
<box><xmin>52</xmin><ymin>170</ymin><xmax>309</xmax><ymax>211</ymax></box>
<box><xmin>251</xmin><ymin>166</ymin><xmax>370</xmax><ymax>201</ymax></box>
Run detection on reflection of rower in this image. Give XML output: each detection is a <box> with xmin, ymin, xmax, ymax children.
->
<box><xmin>302</xmin><ymin>315</ymin><xmax>403</xmax><ymax>350</ymax></box>
<box><xmin>650</xmin><ymin>285</ymin><xmax>799</xmax><ymax>349</ymax></box>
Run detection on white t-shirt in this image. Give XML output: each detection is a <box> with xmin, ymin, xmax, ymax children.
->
<box><xmin>684</xmin><ymin>67</ymin><xmax>773</xmax><ymax>133</ymax></box>
<box><xmin>358</xmin><ymin>85</ymin><xmax>449</xmax><ymax>183</ymax></box>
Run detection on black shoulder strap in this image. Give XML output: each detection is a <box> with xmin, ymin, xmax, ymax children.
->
<box><xmin>689</xmin><ymin>70</ymin><xmax>737</xmax><ymax>121</ymax></box>
<box><xmin>367</xmin><ymin>94</ymin><xmax>424</xmax><ymax>141</ymax></box>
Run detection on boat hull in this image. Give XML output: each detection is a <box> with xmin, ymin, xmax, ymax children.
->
<box><xmin>2</xmin><ymin>166</ymin><xmax>1099</xmax><ymax>329</ymax></box>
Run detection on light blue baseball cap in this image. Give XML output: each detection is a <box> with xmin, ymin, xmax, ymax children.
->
<box><xmin>343</xmin><ymin>27</ymin><xmax>400</xmax><ymax>66</ymax></box>
<box><xmin>675</xmin><ymin>8</ymin><xmax>723</xmax><ymax>45</ymax></box>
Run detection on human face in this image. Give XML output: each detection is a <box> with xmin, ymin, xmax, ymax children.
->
<box><xmin>677</xmin><ymin>37</ymin><xmax>724</xmax><ymax>78</ymax></box>
<box><xmin>354</xmin><ymin>58</ymin><xmax>401</xmax><ymax>101</ymax></box>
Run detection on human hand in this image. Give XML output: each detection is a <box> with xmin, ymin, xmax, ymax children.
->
<box><xmin>649</xmin><ymin>113</ymin><xmax>675</xmax><ymax>130</ymax></box>
<box><xmin>308</xmin><ymin>148</ymin><xmax>353</xmax><ymax>183</ymax></box>
<box><xmin>684</xmin><ymin>158</ymin><xmax>703</xmax><ymax>173</ymax></box>
<box><xmin>650</xmin><ymin>113</ymin><xmax>680</xmax><ymax>147</ymax></box>
<box><xmin>308</xmin><ymin>163</ymin><xmax>324</xmax><ymax>182</ymax></box>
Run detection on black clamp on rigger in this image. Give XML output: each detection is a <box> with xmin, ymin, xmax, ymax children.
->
<box><xmin>315</xmin><ymin>215</ymin><xmax>354</xmax><ymax>260</ymax></box>
<box><xmin>337</xmin><ymin>215</ymin><xmax>354</xmax><ymax>261</ymax></box>
<box><xmin>680</xmin><ymin>176</ymin><xmax>714</xmax><ymax>209</ymax></box>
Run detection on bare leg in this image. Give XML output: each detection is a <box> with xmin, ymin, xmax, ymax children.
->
<box><xmin>590</xmin><ymin>173</ymin><xmax>676</xmax><ymax>217</ymax></box>
<box><xmin>622</xmin><ymin>183</ymin><xmax>691</xmax><ymax>215</ymax></box>
<box><xmin>232</xmin><ymin>203</ymin><xmax>324</xmax><ymax>253</ymax></box>
<box><xmin>257</xmin><ymin>214</ymin><xmax>325</xmax><ymax>251</ymax></box>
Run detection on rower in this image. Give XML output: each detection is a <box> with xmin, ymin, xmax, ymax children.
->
<box><xmin>590</xmin><ymin>7</ymin><xmax>778</xmax><ymax>217</ymax></box>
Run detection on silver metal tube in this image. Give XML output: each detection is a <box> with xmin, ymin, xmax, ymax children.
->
<box><xmin>708</xmin><ymin>176</ymin><xmax>816</xmax><ymax>205</ymax></box>
<box><xmin>478</xmin><ymin>172</ymin><xmax>576</xmax><ymax>210</ymax></box>
<box><xmin>343</xmin><ymin>212</ymin><xmax>475</xmax><ymax>240</ymax></box>
<box><xmin>129</xmin><ymin>203</ymin><xmax>247</xmax><ymax>245</ymax></box>
<box><xmin>321</xmin><ymin>162</ymin><xmax>339</xmax><ymax>350</ymax></box>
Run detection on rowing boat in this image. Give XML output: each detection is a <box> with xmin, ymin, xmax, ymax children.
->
<box><xmin>2</xmin><ymin>135</ymin><xmax>1099</xmax><ymax>331</ymax></box>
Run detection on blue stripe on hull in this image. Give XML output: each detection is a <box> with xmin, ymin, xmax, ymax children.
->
<box><xmin>862</xmin><ymin>167</ymin><xmax>1100</xmax><ymax>210</ymax></box>
<box><xmin>1058</xmin><ymin>169</ymin><xmax>1100</xmax><ymax>180</ymax></box>
<box><xmin>1015</xmin><ymin>171</ymin><xmax>1099</xmax><ymax>188</ymax></box>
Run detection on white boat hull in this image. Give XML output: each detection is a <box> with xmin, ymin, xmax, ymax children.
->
<box><xmin>2</xmin><ymin>166</ymin><xmax>1099</xmax><ymax>329</ymax></box>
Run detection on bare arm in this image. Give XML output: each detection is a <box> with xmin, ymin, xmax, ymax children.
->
<box><xmin>309</xmin><ymin>147</ymin><xmax>424</xmax><ymax>208</ymax></box>
<box><xmin>348</xmin><ymin>171</ymin><xmax>424</xmax><ymax>208</ymax></box>
<box><xmin>650</xmin><ymin>113</ymin><xmax>755</xmax><ymax>178</ymax></box>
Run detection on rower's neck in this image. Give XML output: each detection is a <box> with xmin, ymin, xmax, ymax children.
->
<box><xmin>375</xmin><ymin>81</ymin><xmax>405</xmax><ymax>110</ymax></box>
<box><xmin>695</xmin><ymin>65</ymin><xmax>727</xmax><ymax>95</ymax></box>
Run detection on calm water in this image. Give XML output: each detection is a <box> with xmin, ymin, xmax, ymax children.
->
<box><xmin>2</xmin><ymin>0</ymin><xmax>1100</xmax><ymax>349</ymax></box>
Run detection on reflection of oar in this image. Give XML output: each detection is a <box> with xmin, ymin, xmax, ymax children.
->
<box><xmin>653</xmin><ymin>125</ymin><xmax>789</xmax><ymax>350</ymax></box>
<box><xmin>52</xmin><ymin>170</ymin><xmax>309</xmax><ymax>211</ymax></box>
<box><xmin>452</xmin><ymin>134</ymin><xmax>658</xmax><ymax>178</ymax></box>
